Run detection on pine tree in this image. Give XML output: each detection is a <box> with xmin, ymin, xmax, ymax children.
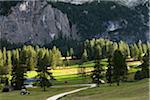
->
<box><xmin>134</xmin><ymin>44</ymin><xmax>139</xmax><ymax>59</ymax></box>
<box><xmin>50</xmin><ymin>46</ymin><xmax>62</xmax><ymax>68</ymax></box>
<box><xmin>37</xmin><ymin>53</ymin><xmax>53</xmax><ymax>91</ymax></box>
<box><xmin>91</xmin><ymin>60</ymin><xmax>104</xmax><ymax>87</ymax></box>
<box><xmin>6</xmin><ymin>51</ymin><xmax>12</xmax><ymax>75</ymax></box>
<box><xmin>69</xmin><ymin>48</ymin><xmax>74</xmax><ymax>59</ymax></box>
<box><xmin>11</xmin><ymin>49</ymin><xmax>25</xmax><ymax>90</ymax></box>
<box><xmin>138</xmin><ymin>41</ymin><xmax>143</xmax><ymax>60</ymax></box>
<box><xmin>140</xmin><ymin>51</ymin><xmax>149</xmax><ymax>78</ymax></box>
<box><xmin>0</xmin><ymin>50</ymin><xmax>4</xmax><ymax>75</ymax></box>
<box><xmin>126</xmin><ymin>44</ymin><xmax>130</xmax><ymax>58</ymax></box>
<box><xmin>0</xmin><ymin>50</ymin><xmax>4</xmax><ymax>83</ymax></box>
<box><xmin>142</xmin><ymin>44</ymin><xmax>147</xmax><ymax>54</ymax></box>
<box><xmin>81</xmin><ymin>49</ymin><xmax>88</xmax><ymax>62</ymax></box>
<box><xmin>27</xmin><ymin>46</ymin><xmax>37</xmax><ymax>71</ymax></box>
<box><xmin>3</xmin><ymin>47</ymin><xmax>7</xmax><ymax>75</ymax></box>
<box><xmin>106</xmin><ymin>56</ymin><xmax>113</xmax><ymax>86</ymax></box>
<box><xmin>95</xmin><ymin>45</ymin><xmax>102</xmax><ymax>60</ymax></box>
<box><xmin>112</xmin><ymin>50</ymin><xmax>128</xmax><ymax>86</ymax></box>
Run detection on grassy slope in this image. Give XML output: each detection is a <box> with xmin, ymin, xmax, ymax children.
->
<box><xmin>61</xmin><ymin>79</ymin><xmax>149</xmax><ymax>100</ymax></box>
<box><xmin>0</xmin><ymin>87</ymin><xmax>82</xmax><ymax>100</ymax></box>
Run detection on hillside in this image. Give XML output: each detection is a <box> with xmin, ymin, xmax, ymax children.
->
<box><xmin>0</xmin><ymin>0</ymin><xmax>149</xmax><ymax>49</ymax></box>
<box><xmin>61</xmin><ymin>79</ymin><xmax>149</xmax><ymax>100</ymax></box>
<box><xmin>50</xmin><ymin>1</ymin><xmax>149</xmax><ymax>43</ymax></box>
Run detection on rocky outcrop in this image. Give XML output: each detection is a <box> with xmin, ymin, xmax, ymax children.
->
<box><xmin>0</xmin><ymin>0</ymin><xmax>74</xmax><ymax>45</ymax></box>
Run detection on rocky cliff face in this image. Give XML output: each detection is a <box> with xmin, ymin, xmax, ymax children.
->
<box><xmin>51</xmin><ymin>1</ymin><xmax>149</xmax><ymax>43</ymax></box>
<box><xmin>0</xmin><ymin>0</ymin><xmax>74</xmax><ymax>45</ymax></box>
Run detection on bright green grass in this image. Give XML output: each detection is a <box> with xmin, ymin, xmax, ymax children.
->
<box><xmin>0</xmin><ymin>87</ymin><xmax>82</xmax><ymax>100</ymax></box>
<box><xmin>25</xmin><ymin>59</ymin><xmax>141</xmax><ymax>82</ymax></box>
<box><xmin>60</xmin><ymin>79</ymin><xmax>149</xmax><ymax>100</ymax></box>
<box><xmin>53</xmin><ymin>75</ymin><xmax>92</xmax><ymax>85</ymax></box>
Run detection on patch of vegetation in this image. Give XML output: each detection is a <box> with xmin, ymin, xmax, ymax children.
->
<box><xmin>60</xmin><ymin>79</ymin><xmax>149</xmax><ymax>100</ymax></box>
<box><xmin>0</xmin><ymin>87</ymin><xmax>81</xmax><ymax>100</ymax></box>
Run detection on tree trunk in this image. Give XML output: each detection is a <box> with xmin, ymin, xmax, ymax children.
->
<box><xmin>117</xmin><ymin>80</ymin><xmax>120</xmax><ymax>86</ymax></box>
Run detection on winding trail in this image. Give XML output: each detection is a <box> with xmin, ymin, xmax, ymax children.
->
<box><xmin>46</xmin><ymin>84</ymin><xmax>96</xmax><ymax>100</ymax></box>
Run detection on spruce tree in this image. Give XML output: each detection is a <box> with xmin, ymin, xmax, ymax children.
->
<box><xmin>11</xmin><ymin>49</ymin><xmax>25</xmax><ymax>90</ymax></box>
<box><xmin>0</xmin><ymin>50</ymin><xmax>4</xmax><ymax>83</ymax></box>
<box><xmin>3</xmin><ymin>47</ymin><xmax>7</xmax><ymax>75</ymax></box>
<box><xmin>81</xmin><ymin>49</ymin><xmax>88</xmax><ymax>62</ymax></box>
<box><xmin>112</xmin><ymin>50</ymin><xmax>128</xmax><ymax>86</ymax></box>
<box><xmin>37</xmin><ymin>53</ymin><xmax>53</xmax><ymax>91</ymax></box>
<box><xmin>0</xmin><ymin>50</ymin><xmax>4</xmax><ymax>75</ymax></box>
<box><xmin>69</xmin><ymin>48</ymin><xmax>74</xmax><ymax>59</ymax></box>
<box><xmin>91</xmin><ymin>60</ymin><xmax>104</xmax><ymax>87</ymax></box>
<box><xmin>6</xmin><ymin>51</ymin><xmax>12</xmax><ymax>75</ymax></box>
<box><xmin>106</xmin><ymin>56</ymin><xmax>113</xmax><ymax>86</ymax></box>
<box><xmin>140</xmin><ymin>51</ymin><xmax>149</xmax><ymax>78</ymax></box>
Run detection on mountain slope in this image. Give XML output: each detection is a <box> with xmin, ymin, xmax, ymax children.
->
<box><xmin>0</xmin><ymin>0</ymin><xmax>149</xmax><ymax>47</ymax></box>
<box><xmin>50</xmin><ymin>1</ymin><xmax>149</xmax><ymax>43</ymax></box>
<box><xmin>0</xmin><ymin>0</ymin><xmax>77</xmax><ymax>45</ymax></box>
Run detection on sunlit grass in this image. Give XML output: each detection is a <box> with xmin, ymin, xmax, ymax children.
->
<box><xmin>61</xmin><ymin>79</ymin><xmax>149</xmax><ymax>100</ymax></box>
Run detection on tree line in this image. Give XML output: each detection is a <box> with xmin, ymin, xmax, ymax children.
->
<box><xmin>83</xmin><ymin>38</ymin><xmax>150</xmax><ymax>60</ymax></box>
<box><xmin>0</xmin><ymin>38</ymin><xmax>149</xmax><ymax>89</ymax></box>
<box><xmin>0</xmin><ymin>45</ymin><xmax>62</xmax><ymax>90</ymax></box>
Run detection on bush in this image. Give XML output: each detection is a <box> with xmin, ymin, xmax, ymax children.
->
<box><xmin>2</xmin><ymin>86</ymin><xmax>11</xmax><ymax>92</ymax></box>
<box><xmin>0</xmin><ymin>84</ymin><xmax>4</xmax><ymax>90</ymax></box>
<box><xmin>134</xmin><ymin>71</ymin><xmax>144</xmax><ymax>80</ymax></box>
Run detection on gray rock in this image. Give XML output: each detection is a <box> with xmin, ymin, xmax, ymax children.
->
<box><xmin>0</xmin><ymin>0</ymin><xmax>75</xmax><ymax>45</ymax></box>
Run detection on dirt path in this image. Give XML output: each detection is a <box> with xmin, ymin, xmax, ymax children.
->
<box><xmin>46</xmin><ymin>84</ymin><xmax>96</xmax><ymax>100</ymax></box>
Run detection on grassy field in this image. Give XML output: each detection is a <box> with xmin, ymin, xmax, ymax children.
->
<box><xmin>0</xmin><ymin>87</ymin><xmax>83</xmax><ymax>100</ymax></box>
<box><xmin>60</xmin><ymin>79</ymin><xmax>149</xmax><ymax>100</ymax></box>
<box><xmin>0</xmin><ymin>59</ymin><xmax>146</xmax><ymax>100</ymax></box>
<box><xmin>26</xmin><ymin>59</ymin><xmax>141</xmax><ymax>79</ymax></box>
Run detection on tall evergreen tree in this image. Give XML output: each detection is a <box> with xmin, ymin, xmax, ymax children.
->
<box><xmin>27</xmin><ymin>47</ymin><xmax>37</xmax><ymax>71</ymax></box>
<box><xmin>0</xmin><ymin>50</ymin><xmax>4</xmax><ymax>75</ymax></box>
<box><xmin>81</xmin><ymin>49</ymin><xmax>88</xmax><ymax>62</ymax></box>
<box><xmin>3</xmin><ymin>47</ymin><xmax>7</xmax><ymax>75</ymax></box>
<box><xmin>140</xmin><ymin>51</ymin><xmax>149</xmax><ymax>78</ymax></box>
<box><xmin>112</xmin><ymin>50</ymin><xmax>128</xmax><ymax>86</ymax></box>
<box><xmin>37</xmin><ymin>53</ymin><xmax>53</xmax><ymax>91</ymax></box>
<box><xmin>106</xmin><ymin>56</ymin><xmax>113</xmax><ymax>86</ymax></box>
<box><xmin>91</xmin><ymin>60</ymin><xmax>104</xmax><ymax>87</ymax></box>
<box><xmin>11</xmin><ymin>49</ymin><xmax>25</xmax><ymax>90</ymax></box>
<box><xmin>50</xmin><ymin>46</ymin><xmax>62</xmax><ymax>68</ymax></box>
<box><xmin>95</xmin><ymin>45</ymin><xmax>102</xmax><ymax>60</ymax></box>
<box><xmin>138</xmin><ymin>41</ymin><xmax>144</xmax><ymax>60</ymax></box>
<box><xmin>6</xmin><ymin>51</ymin><xmax>12</xmax><ymax>75</ymax></box>
<box><xmin>69</xmin><ymin>48</ymin><xmax>74</xmax><ymax>59</ymax></box>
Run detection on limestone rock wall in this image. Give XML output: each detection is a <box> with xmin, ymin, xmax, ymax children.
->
<box><xmin>0</xmin><ymin>0</ymin><xmax>74</xmax><ymax>45</ymax></box>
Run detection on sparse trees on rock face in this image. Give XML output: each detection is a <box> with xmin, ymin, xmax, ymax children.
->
<box><xmin>112</xmin><ymin>50</ymin><xmax>128</xmax><ymax>86</ymax></box>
